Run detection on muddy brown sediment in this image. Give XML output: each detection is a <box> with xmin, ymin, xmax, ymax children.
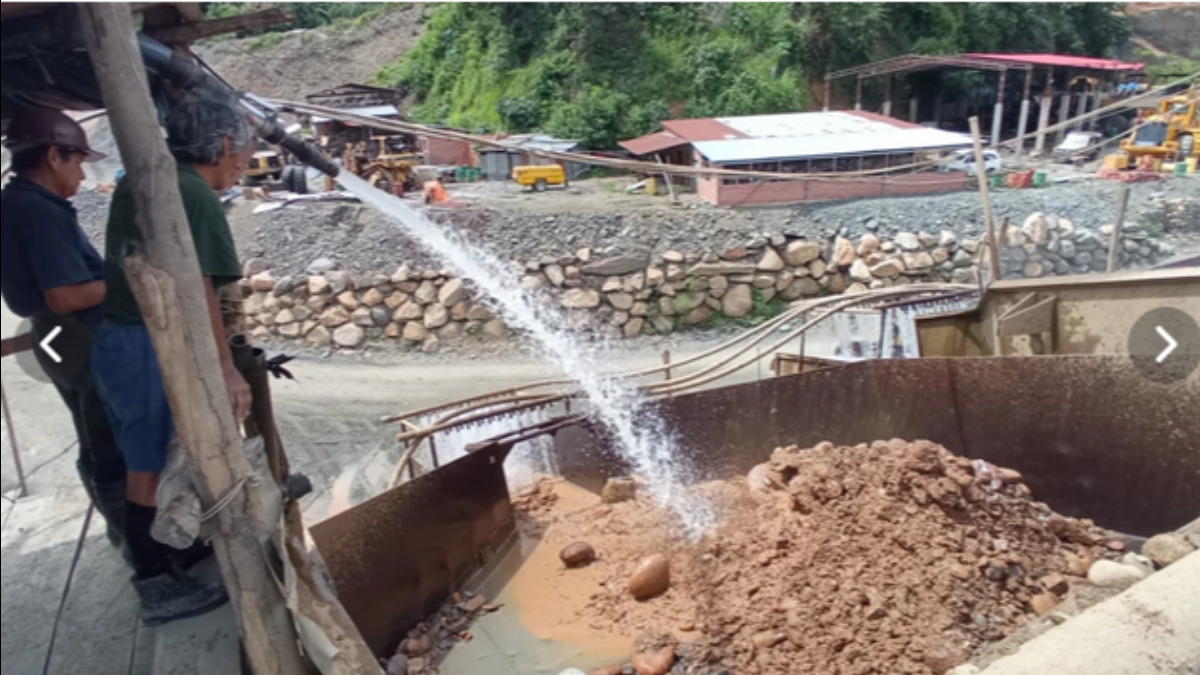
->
<box><xmin>510</xmin><ymin>439</ymin><xmax>1114</xmax><ymax>675</ymax></box>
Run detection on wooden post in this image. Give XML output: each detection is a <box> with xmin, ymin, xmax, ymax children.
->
<box><xmin>991</xmin><ymin>68</ymin><xmax>1008</xmax><ymax>147</ymax></box>
<box><xmin>968</xmin><ymin>116</ymin><xmax>1001</xmax><ymax>284</ymax></box>
<box><xmin>1107</xmin><ymin>185</ymin><xmax>1132</xmax><ymax>273</ymax></box>
<box><xmin>1</xmin><ymin>377</ymin><xmax>29</xmax><ymax>498</ymax></box>
<box><xmin>654</xmin><ymin>153</ymin><xmax>677</xmax><ymax>203</ymax></box>
<box><xmin>661</xmin><ymin>350</ymin><xmax>672</xmax><ymax>381</ymax></box>
<box><xmin>237</xmin><ymin>349</ymin><xmax>383</xmax><ymax>674</ymax></box>
<box><xmin>76</xmin><ymin>5</ymin><xmax>310</xmax><ymax>673</ymax></box>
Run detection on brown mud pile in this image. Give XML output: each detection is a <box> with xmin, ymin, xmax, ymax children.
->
<box><xmin>513</xmin><ymin>439</ymin><xmax>1116</xmax><ymax>675</ymax></box>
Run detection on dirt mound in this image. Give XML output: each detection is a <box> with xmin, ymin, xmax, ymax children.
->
<box><xmin>194</xmin><ymin>5</ymin><xmax>426</xmax><ymax>102</ymax></box>
<box><xmin>515</xmin><ymin>439</ymin><xmax>1113</xmax><ymax>675</ymax></box>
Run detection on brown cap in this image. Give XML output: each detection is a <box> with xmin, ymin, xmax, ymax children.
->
<box><xmin>4</xmin><ymin>108</ymin><xmax>106</xmax><ymax>162</ymax></box>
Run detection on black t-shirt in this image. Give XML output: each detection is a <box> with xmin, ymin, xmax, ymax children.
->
<box><xmin>0</xmin><ymin>176</ymin><xmax>104</xmax><ymax>319</ymax></box>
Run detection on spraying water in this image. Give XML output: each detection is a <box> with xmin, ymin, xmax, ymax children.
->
<box><xmin>336</xmin><ymin>173</ymin><xmax>714</xmax><ymax>536</ymax></box>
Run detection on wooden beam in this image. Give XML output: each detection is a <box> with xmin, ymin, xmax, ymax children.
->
<box><xmin>1</xmin><ymin>333</ymin><xmax>33</xmax><ymax>358</ymax></box>
<box><xmin>968</xmin><ymin>116</ymin><xmax>1001</xmax><ymax>284</ymax></box>
<box><xmin>144</xmin><ymin>8</ymin><xmax>294</xmax><ymax>45</ymax></box>
<box><xmin>1107</xmin><ymin>184</ymin><xmax>1132</xmax><ymax>273</ymax></box>
<box><xmin>75</xmin><ymin>5</ymin><xmax>310</xmax><ymax>673</ymax></box>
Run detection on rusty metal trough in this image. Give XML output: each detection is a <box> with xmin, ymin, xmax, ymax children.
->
<box><xmin>310</xmin><ymin>354</ymin><xmax>1199</xmax><ymax>655</ymax></box>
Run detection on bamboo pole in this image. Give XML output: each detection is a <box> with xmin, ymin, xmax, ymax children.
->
<box><xmin>968</xmin><ymin>117</ymin><xmax>1002</xmax><ymax>285</ymax></box>
<box><xmin>76</xmin><ymin>5</ymin><xmax>308</xmax><ymax>673</ymax></box>
<box><xmin>1107</xmin><ymin>184</ymin><xmax>1132</xmax><ymax>273</ymax></box>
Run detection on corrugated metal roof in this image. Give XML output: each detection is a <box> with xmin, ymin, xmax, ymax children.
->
<box><xmin>843</xmin><ymin>110</ymin><xmax>921</xmax><ymax>129</ymax></box>
<box><xmin>966</xmin><ymin>53</ymin><xmax>1144</xmax><ymax>71</ymax></box>
<box><xmin>619</xmin><ymin>131</ymin><xmax>690</xmax><ymax>156</ymax></box>
<box><xmin>311</xmin><ymin>105</ymin><xmax>400</xmax><ymax>124</ymax></box>
<box><xmin>693</xmin><ymin>127</ymin><xmax>972</xmax><ymax>164</ymax></box>
<box><xmin>661</xmin><ymin>118</ymin><xmax>747</xmax><ymax>142</ymax></box>
<box><xmin>500</xmin><ymin>133</ymin><xmax>579</xmax><ymax>153</ymax></box>
<box><xmin>715</xmin><ymin>111</ymin><xmax>911</xmax><ymax>139</ymax></box>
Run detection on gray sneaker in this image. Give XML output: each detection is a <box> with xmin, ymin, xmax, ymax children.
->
<box><xmin>132</xmin><ymin>568</ymin><xmax>229</xmax><ymax>626</ymax></box>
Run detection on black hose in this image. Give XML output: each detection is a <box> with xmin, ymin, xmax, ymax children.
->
<box><xmin>136</xmin><ymin>34</ymin><xmax>340</xmax><ymax>178</ymax></box>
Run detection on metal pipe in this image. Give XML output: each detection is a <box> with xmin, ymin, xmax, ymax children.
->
<box><xmin>135</xmin><ymin>33</ymin><xmax>340</xmax><ymax>177</ymax></box>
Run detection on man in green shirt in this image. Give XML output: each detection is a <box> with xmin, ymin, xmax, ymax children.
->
<box><xmin>92</xmin><ymin>99</ymin><xmax>254</xmax><ymax>625</ymax></box>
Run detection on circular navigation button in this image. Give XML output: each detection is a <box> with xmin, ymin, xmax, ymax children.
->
<box><xmin>1127</xmin><ymin>307</ymin><xmax>1200</xmax><ymax>384</ymax></box>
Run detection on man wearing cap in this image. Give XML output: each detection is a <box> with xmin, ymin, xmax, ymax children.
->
<box><xmin>0</xmin><ymin>108</ymin><xmax>128</xmax><ymax>550</ymax></box>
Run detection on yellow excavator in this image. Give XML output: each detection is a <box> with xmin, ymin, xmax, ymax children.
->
<box><xmin>1102</xmin><ymin>85</ymin><xmax>1198</xmax><ymax>172</ymax></box>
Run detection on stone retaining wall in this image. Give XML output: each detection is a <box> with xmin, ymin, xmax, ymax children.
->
<box><xmin>236</xmin><ymin>213</ymin><xmax>1173</xmax><ymax>351</ymax></box>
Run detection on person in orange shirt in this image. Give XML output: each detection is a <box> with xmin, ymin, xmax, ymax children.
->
<box><xmin>423</xmin><ymin>178</ymin><xmax>449</xmax><ymax>204</ymax></box>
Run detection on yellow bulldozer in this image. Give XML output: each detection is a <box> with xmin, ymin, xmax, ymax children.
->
<box><xmin>1102</xmin><ymin>86</ymin><xmax>1198</xmax><ymax>172</ymax></box>
<box><xmin>328</xmin><ymin>134</ymin><xmax>422</xmax><ymax>194</ymax></box>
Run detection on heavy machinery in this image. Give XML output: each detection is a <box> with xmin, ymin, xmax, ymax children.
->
<box><xmin>242</xmin><ymin>139</ymin><xmax>283</xmax><ymax>185</ymax></box>
<box><xmin>1103</xmin><ymin>86</ymin><xmax>1198</xmax><ymax>171</ymax></box>
<box><xmin>513</xmin><ymin>163</ymin><xmax>568</xmax><ymax>191</ymax></box>
<box><xmin>336</xmin><ymin>134</ymin><xmax>422</xmax><ymax>195</ymax></box>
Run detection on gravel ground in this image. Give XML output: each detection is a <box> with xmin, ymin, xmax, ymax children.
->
<box><xmin>71</xmin><ymin>174</ymin><xmax>1200</xmax><ymax>277</ymax></box>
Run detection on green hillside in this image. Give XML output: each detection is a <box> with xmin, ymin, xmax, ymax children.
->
<box><xmin>369</xmin><ymin>2</ymin><xmax>1131</xmax><ymax>148</ymax></box>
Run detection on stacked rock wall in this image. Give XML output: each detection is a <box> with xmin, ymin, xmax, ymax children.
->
<box><xmin>237</xmin><ymin>213</ymin><xmax>1178</xmax><ymax>351</ymax></box>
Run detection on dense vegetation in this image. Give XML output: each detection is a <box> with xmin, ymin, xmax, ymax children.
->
<box><xmin>368</xmin><ymin>3</ymin><xmax>1132</xmax><ymax>147</ymax></box>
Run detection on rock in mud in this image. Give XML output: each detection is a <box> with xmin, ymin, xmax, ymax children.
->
<box><xmin>401</xmin><ymin>632</ymin><xmax>431</xmax><ymax>656</ymax></box>
<box><xmin>1086</xmin><ymin>560</ymin><xmax>1146</xmax><ymax>589</ymax></box>
<box><xmin>1142</xmin><ymin>533</ymin><xmax>1195</xmax><ymax>567</ymax></box>
<box><xmin>601</xmin><ymin>477</ymin><xmax>637</xmax><ymax>504</ymax></box>
<box><xmin>628</xmin><ymin>553</ymin><xmax>671</xmax><ymax>600</ymax></box>
<box><xmin>384</xmin><ymin>654</ymin><xmax>408</xmax><ymax>675</ymax></box>
<box><xmin>631</xmin><ymin>634</ymin><xmax>676</xmax><ymax>675</ymax></box>
<box><xmin>923</xmin><ymin>641</ymin><xmax>968</xmax><ymax>675</ymax></box>
<box><xmin>1046</xmin><ymin>514</ymin><xmax>1100</xmax><ymax>545</ymax></box>
<box><xmin>1028</xmin><ymin>591</ymin><xmax>1059</xmax><ymax>616</ymax></box>
<box><xmin>560</xmin><ymin>542</ymin><xmax>597</xmax><ymax>568</ymax></box>
<box><xmin>746</xmin><ymin>463</ymin><xmax>784</xmax><ymax>493</ymax></box>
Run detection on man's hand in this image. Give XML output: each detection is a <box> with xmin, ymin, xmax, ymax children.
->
<box><xmin>223</xmin><ymin>363</ymin><xmax>252</xmax><ymax>421</ymax></box>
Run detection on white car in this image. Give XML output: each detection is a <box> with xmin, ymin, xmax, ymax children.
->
<box><xmin>939</xmin><ymin>149</ymin><xmax>1002</xmax><ymax>176</ymax></box>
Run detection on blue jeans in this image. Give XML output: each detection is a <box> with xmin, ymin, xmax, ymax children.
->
<box><xmin>91</xmin><ymin>321</ymin><xmax>174</xmax><ymax>473</ymax></box>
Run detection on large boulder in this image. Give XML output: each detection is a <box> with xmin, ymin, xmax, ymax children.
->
<box><xmin>332</xmin><ymin>323</ymin><xmax>364</xmax><ymax>348</ymax></box>
<box><xmin>783</xmin><ymin>240</ymin><xmax>822</xmax><ymax>266</ymax></box>
<box><xmin>721</xmin><ymin>283</ymin><xmax>754</xmax><ymax>318</ymax></box>
<box><xmin>757</xmin><ymin>247</ymin><xmax>785</xmax><ymax>271</ymax></box>
<box><xmin>560</xmin><ymin>289</ymin><xmax>601</xmax><ymax>309</ymax></box>
<box><xmin>438</xmin><ymin>278</ymin><xmax>465</xmax><ymax>307</ymax></box>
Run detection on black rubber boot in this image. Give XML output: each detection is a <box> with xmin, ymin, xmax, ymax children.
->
<box><xmin>93</xmin><ymin>481</ymin><xmax>128</xmax><ymax>549</ymax></box>
<box><xmin>76</xmin><ymin>459</ymin><xmax>124</xmax><ymax>548</ymax></box>
<box><xmin>131</xmin><ymin>567</ymin><xmax>229</xmax><ymax>626</ymax></box>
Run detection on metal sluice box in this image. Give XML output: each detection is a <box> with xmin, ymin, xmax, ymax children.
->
<box><xmin>309</xmin><ymin>355</ymin><xmax>1199</xmax><ymax>656</ymax></box>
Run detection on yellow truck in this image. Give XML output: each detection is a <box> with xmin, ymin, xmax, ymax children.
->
<box><xmin>512</xmin><ymin>164</ymin><xmax>567</xmax><ymax>191</ymax></box>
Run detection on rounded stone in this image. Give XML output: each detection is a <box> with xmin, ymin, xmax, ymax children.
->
<box><xmin>559</xmin><ymin>542</ymin><xmax>597</xmax><ymax>569</ymax></box>
<box><xmin>627</xmin><ymin>553</ymin><xmax>670</xmax><ymax>600</ymax></box>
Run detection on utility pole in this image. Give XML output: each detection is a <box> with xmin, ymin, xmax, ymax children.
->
<box><xmin>77</xmin><ymin>5</ymin><xmax>309</xmax><ymax>673</ymax></box>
